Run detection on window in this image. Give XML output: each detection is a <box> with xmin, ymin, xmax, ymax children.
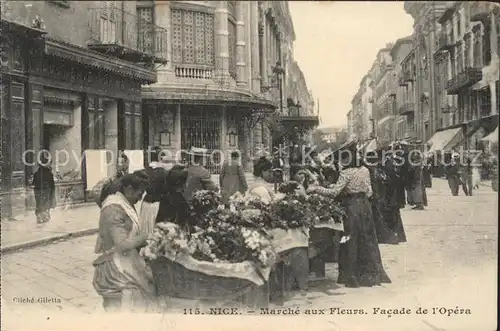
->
<box><xmin>124</xmin><ymin>102</ymin><xmax>143</xmax><ymax>150</ymax></box>
<box><xmin>482</xmin><ymin>21</ymin><xmax>492</xmax><ymax>66</ymax></box>
<box><xmin>100</xmin><ymin>1</ymin><xmax>117</xmax><ymax>43</ymax></box>
<box><xmin>464</xmin><ymin>33</ymin><xmax>471</xmax><ymax>68</ymax></box>
<box><xmin>88</xmin><ymin>97</ymin><xmax>105</xmax><ymax>150</ymax></box>
<box><xmin>228</xmin><ymin>19</ymin><xmax>236</xmax><ymax>78</ymax></box>
<box><xmin>456</xmin><ymin>15</ymin><xmax>461</xmax><ymax>39</ymax></box>
<box><xmin>456</xmin><ymin>42</ymin><xmax>464</xmax><ymax>74</ymax></box>
<box><xmin>472</xmin><ymin>25</ymin><xmax>482</xmax><ymax>67</ymax></box>
<box><xmin>471</xmin><ymin>90</ymin><xmax>479</xmax><ymax>119</ymax></box>
<box><xmin>171</xmin><ymin>9</ymin><xmax>214</xmax><ymax>66</ymax></box>
<box><xmin>479</xmin><ymin>88</ymin><xmax>491</xmax><ymax>118</ymax></box>
<box><xmin>137</xmin><ymin>6</ymin><xmax>154</xmax><ymax>54</ymax></box>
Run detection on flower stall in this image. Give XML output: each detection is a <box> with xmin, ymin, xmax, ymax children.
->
<box><xmin>140</xmin><ymin>186</ymin><xmax>347</xmax><ymax>307</ymax></box>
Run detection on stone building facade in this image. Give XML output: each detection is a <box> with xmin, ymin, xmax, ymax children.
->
<box><xmin>1</xmin><ymin>0</ymin><xmax>165</xmax><ymax>217</ymax></box>
<box><xmin>140</xmin><ymin>1</ymin><xmax>317</xmax><ymax>173</ymax></box>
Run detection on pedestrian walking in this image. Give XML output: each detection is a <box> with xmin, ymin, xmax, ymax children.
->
<box><xmin>446</xmin><ymin>153</ymin><xmax>467</xmax><ymax>196</ymax></box>
<box><xmin>183</xmin><ymin>147</ymin><xmax>218</xmax><ymax>202</ymax></box>
<box><xmin>32</xmin><ymin>153</ymin><xmax>56</xmax><ymax>224</ymax></box>
<box><xmin>272</xmin><ymin>152</ymin><xmax>284</xmax><ymax>193</ymax></box>
<box><xmin>423</xmin><ymin>156</ymin><xmax>433</xmax><ymax>188</ymax></box>
<box><xmin>406</xmin><ymin>152</ymin><xmax>427</xmax><ymax>210</ymax></box>
<box><xmin>459</xmin><ymin>156</ymin><xmax>473</xmax><ymax>196</ymax></box>
<box><xmin>219</xmin><ymin>151</ymin><xmax>248</xmax><ymax>207</ymax></box>
<box><xmin>382</xmin><ymin>153</ymin><xmax>407</xmax><ymax>242</ymax></box>
<box><xmin>307</xmin><ymin>143</ymin><xmax>391</xmax><ymax>287</ymax></box>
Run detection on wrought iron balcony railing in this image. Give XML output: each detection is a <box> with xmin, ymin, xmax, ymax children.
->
<box><xmin>88</xmin><ymin>7</ymin><xmax>168</xmax><ymax>64</ymax></box>
<box><xmin>446</xmin><ymin>67</ymin><xmax>483</xmax><ymax>95</ymax></box>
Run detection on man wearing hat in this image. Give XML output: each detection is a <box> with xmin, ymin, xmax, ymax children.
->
<box><xmin>445</xmin><ymin>152</ymin><xmax>466</xmax><ymax>196</ymax></box>
<box><xmin>183</xmin><ymin>147</ymin><xmax>218</xmax><ymax>201</ymax></box>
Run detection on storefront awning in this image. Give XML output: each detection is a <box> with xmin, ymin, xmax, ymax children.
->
<box><xmin>480</xmin><ymin>126</ymin><xmax>498</xmax><ymax>143</ymax></box>
<box><xmin>427</xmin><ymin>127</ymin><xmax>463</xmax><ymax>153</ymax></box>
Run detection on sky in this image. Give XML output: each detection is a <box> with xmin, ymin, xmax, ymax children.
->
<box><xmin>288</xmin><ymin>1</ymin><xmax>414</xmax><ymax>129</ymax></box>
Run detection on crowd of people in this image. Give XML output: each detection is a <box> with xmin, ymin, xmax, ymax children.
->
<box><xmin>27</xmin><ymin>140</ymin><xmax>495</xmax><ymax>311</ymax></box>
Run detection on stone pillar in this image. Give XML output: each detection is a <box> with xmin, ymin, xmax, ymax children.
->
<box><xmin>104</xmin><ymin>100</ymin><xmax>119</xmax><ymax>177</ymax></box>
<box><xmin>215</xmin><ymin>2</ymin><xmax>230</xmax><ymax>84</ymax></box>
<box><xmin>235</xmin><ymin>2</ymin><xmax>247</xmax><ymax>87</ymax></box>
<box><xmin>428</xmin><ymin>24</ymin><xmax>438</xmax><ymax>136</ymax></box>
<box><xmin>250</xmin><ymin>1</ymin><xmax>261</xmax><ymax>93</ymax></box>
<box><xmin>154</xmin><ymin>1</ymin><xmax>173</xmax><ymax>83</ymax></box>
<box><xmin>281</xmin><ymin>37</ymin><xmax>288</xmax><ymax>116</ymax></box>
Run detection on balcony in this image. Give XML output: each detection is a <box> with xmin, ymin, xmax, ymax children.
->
<box><xmin>88</xmin><ymin>8</ymin><xmax>168</xmax><ymax>64</ymax></box>
<box><xmin>435</xmin><ymin>34</ymin><xmax>455</xmax><ymax>54</ymax></box>
<box><xmin>446</xmin><ymin>67</ymin><xmax>483</xmax><ymax>95</ymax></box>
<box><xmin>470</xmin><ymin>2</ymin><xmax>494</xmax><ymax>25</ymax></box>
<box><xmin>280</xmin><ymin>105</ymin><xmax>320</xmax><ymax>132</ymax></box>
<box><xmin>398</xmin><ymin>102</ymin><xmax>415</xmax><ymax>116</ymax></box>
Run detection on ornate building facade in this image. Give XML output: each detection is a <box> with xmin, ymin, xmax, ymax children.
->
<box><xmin>141</xmin><ymin>1</ymin><xmax>317</xmax><ymax>173</ymax></box>
<box><xmin>1</xmin><ymin>0</ymin><xmax>165</xmax><ymax>216</ymax></box>
<box><xmin>391</xmin><ymin>36</ymin><xmax>415</xmax><ymax>141</ymax></box>
<box><xmin>405</xmin><ymin>1</ymin><xmax>499</xmax><ymax>151</ymax></box>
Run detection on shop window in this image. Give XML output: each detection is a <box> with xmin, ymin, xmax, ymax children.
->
<box><xmin>171</xmin><ymin>9</ymin><xmax>214</xmax><ymax>66</ymax></box>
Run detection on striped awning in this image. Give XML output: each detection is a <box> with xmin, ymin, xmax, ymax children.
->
<box><xmin>480</xmin><ymin>126</ymin><xmax>498</xmax><ymax>143</ymax></box>
<box><xmin>427</xmin><ymin>127</ymin><xmax>463</xmax><ymax>153</ymax></box>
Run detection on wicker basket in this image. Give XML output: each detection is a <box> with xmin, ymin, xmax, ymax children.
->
<box><xmin>150</xmin><ymin>255</ymin><xmax>270</xmax><ymax>308</ymax></box>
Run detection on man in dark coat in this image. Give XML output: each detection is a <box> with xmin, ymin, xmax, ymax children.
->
<box><xmin>32</xmin><ymin>154</ymin><xmax>56</xmax><ymax>223</ymax></box>
<box><xmin>183</xmin><ymin>148</ymin><xmax>218</xmax><ymax>202</ymax></box>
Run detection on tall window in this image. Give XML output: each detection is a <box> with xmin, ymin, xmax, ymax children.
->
<box><xmin>456</xmin><ymin>41</ymin><xmax>464</xmax><ymax>74</ymax></box>
<box><xmin>228</xmin><ymin>21</ymin><xmax>236</xmax><ymax>78</ymax></box>
<box><xmin>88</xmin><ymin>97</ymin><xmax>105</xmax><ymax>150</ymax></box>
<box><xmin>456</xmin><ymin>15</ymin><xmax>461</xmax><ymax>39</ymax></box>
<box><xmin>124</xmin><ymin>102</ymin><xmax>143</xmax><ymax>150</ymax></box>
<box><xmin>464</xmin><ymin>33</ymin><xmax>471</xmax><ymax>68</ymax></box>
<box><xmin>471</xmin><ymin>90</ymin><xmax>479</xmax><ymax>119</ymax></box>
<box><xmin>100</xmin><ymin>1</ymin><xmax>117</xmax><ymax>43</ymax></box>
<box><xmin>483</xmin><ymin>21</ymin><xmax>492</xmax><ymax>65</ymax></box>
<box><xmin>472</xmin><ymin>25</ymin><xmax>482</xmax><ymax>67</ymax></box>
<box><xmin>479</xmin><ymin>88</ymin><xmax>491</xmax><ymax>118</ymax></box>
<box><xmin>171</xmin><ymin>9</ymin><xmax>214</xmax><ymax>66</ymax></box>
<box><xmin>137</xmin><ymin>6</ymin><xmax>154</xmax><ymax>54</ymax></box>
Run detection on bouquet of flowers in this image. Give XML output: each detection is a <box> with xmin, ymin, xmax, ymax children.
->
<box><xmin>262</xmin><ymin>193</ymin><xmax>313</xmax><ymax>229</ymax></box>
<box><xmin>307</xmin><ymin>192</ymin><xmax>347</xmax><ymax>225</ymax></box>
<box><xmin>189</xmin><ymin>225</ymin><xmax>276</xmax><ymax>267</ymax></box>
<box><xmin>191</xmin><ymin>190</ymin><xmax>222</xmax><ymax>215</ymax></box>
<box><xmin>140</xmin><ymin>222</ymin><xmax>195</xmax><ymax>261</ymax></box>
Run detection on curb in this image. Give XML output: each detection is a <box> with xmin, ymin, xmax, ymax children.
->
<box><xmin>1</xmin><ymin>227</ymin><xmax>99</xmax><ymax>254</ymax></box>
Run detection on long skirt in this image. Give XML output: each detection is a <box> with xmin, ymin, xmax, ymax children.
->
<box><xmin>371</xmin><ymin>200</ymin><xmax>398</xmax><ymax>245</ymax></box>
<box><xmin>382</xmin><ymin>206</ymin><xmax>407</xmax><ymax>243</ymax></box>
<box><xmin>93</xmin><ymin>252</ymin><xmax>156</xmax><ymax>312</ymax></box>
<box><xmin>337</xmin><ymin>193</ymin><xmax>391</xmax><ymax>287</ymax></box>
<box><xmin>34</xmin><ymin>190</ymin><xmax>53</xmax><ymax>223</ymax></box>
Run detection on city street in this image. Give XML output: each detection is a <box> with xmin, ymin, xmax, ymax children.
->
<box><xmin>1</xmin><ymin>179</ymin><xmax>497</xmax><ymax>331</ymax></box>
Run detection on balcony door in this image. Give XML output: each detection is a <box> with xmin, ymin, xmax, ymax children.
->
<box><xmin>100</xmin><ymin>1</ymin><xmax>117</xmax><ymax>44</ymax></box>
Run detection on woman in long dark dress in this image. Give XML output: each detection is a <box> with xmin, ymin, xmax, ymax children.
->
<box><xmin>32</xmin><ymin>154</ymin><xmax>56</xmax><ymax>223</ymax></box>
<box><xmin>307</xmin><ymin>152</ymin><xmax>391</xmax><ymax>287</ymax></box>
<box><xmin>366</xmin><ymin>152</ymin><xmax>399</xmax><ymax>245</ymax></box>
<box><xmin>382</xmin><ymin>154</ymin><xmax>407</xmax><ymax>242</ymax></box>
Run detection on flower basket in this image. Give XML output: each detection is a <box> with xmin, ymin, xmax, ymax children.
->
<box><xmin>150</xmin><ymin>252</ymin><xmax>271</xmax><ymax>303</ymax></box>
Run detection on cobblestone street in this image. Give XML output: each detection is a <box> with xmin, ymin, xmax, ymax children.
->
<box><xmin>2</xmin><ymin>179</ymin><xmax>497</xmax><ymax>330</ymax></box>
